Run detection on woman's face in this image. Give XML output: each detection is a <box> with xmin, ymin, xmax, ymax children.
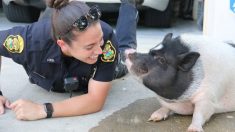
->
<box><xmin>67</xmin><ymin>22</ymin><xmax>104</xmax><ymax>64</ymax></box>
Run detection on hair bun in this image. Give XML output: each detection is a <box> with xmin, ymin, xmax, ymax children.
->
<box><xmin>45</xmin><ymin>0</ymin><xmax>69</xmax><ymax>9</ymax></box>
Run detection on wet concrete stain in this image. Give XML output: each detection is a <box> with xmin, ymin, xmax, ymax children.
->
<box><xmin>90</xmin><ymin>97</ymin><xmax>235</xmax><ymax>132</ymax></box>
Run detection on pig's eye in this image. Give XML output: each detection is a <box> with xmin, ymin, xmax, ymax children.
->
<box><xmin>154</xmin><ymin>56</ymin><xmax>166</xmax><ymax>64</ymax></box>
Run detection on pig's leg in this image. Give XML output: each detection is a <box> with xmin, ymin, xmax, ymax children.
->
<box><xmin>148</xmin><ymin>106</ymin><xmax>171</xmax><ymax>121</ymax></box>
<box><xmin>188</xmin><ymin>101</ymin><xmax>214</xmax><ymax>132</ymax></box>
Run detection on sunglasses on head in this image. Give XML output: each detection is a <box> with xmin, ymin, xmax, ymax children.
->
<box><xmin>73</xmin><ymin>5</ymin><xmax>101</xmax><ymax>31</ymax></box>
<box><xmin>58</xmin><ymin>5</ymin><xmax>102</xmax><ymax>38</ymax></box>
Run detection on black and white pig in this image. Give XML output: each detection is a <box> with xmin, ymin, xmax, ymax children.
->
<box><xmin>125</xmin><ymin>33</ymin><xmax>235</xmax><ymax>132</ymax></box>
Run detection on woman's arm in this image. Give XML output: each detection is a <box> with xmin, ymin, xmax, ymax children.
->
<box><xmin>53</xmin><ymin>79</ymin><xmax>111</xmax><ymax>117</ymax></box>
<box><xmin>9</xmin><ymin>79</ymin><xmax>111</xmax><ymax>120</ymax></box>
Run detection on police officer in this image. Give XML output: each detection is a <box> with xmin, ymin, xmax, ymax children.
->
<box><xmin>0</xmin><ymin>0</ymin><xmax>141</xmax><ymax>120</ymax></box>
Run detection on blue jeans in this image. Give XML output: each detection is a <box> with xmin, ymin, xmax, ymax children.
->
<box><xmin>116</xmin><ymin>3</ymin><xmax>138</xmax><ymax>51</ymax></box>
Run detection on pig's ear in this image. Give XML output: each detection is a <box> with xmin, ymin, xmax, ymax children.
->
<box><xmin>177</xmin><ymin>52</ymin><xmax>200</xmax><ymax>72</ymax></box>
<box><xmin>163</xmin><ymin>33</ymin><xmax>173</xmax><ymax>43</ymax></box>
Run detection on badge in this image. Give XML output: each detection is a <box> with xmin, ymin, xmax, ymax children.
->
<box><xmin>3</xmin><ymin>35</ymin><xmax>24</xmax><ymax>53</ymax></box>
<box><xmin>101</xmin><ymin>40</ymin><xmax>116</xmax><ymax>62</ymax></box>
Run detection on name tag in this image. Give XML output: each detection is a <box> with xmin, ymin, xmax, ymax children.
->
<box><xmin>47</xmin><ymin>58</ymin><xmax>55</xmax><ymax>63</ymax></box>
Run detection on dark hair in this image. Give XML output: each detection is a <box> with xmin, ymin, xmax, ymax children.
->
<box><xmin>51</xmin><ymin>1</ymin><xmax>90</xmax><ymax>45</ymax></box>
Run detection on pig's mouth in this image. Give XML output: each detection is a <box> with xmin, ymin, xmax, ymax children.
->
<box><xmin>133</xmin><ymin>65</ymin><xmax>148</xmax><ymax>75</ymax></box>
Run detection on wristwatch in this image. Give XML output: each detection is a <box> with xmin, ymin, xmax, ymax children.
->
<box><xmin>44</xmin><ymin>103</ymin><xmax>54</xmax><ymax>118</ymax></box>
<box><xmin>0</xmin><ymin>91</ymin><xmax>2</xmax><ymax>96</ymax></box>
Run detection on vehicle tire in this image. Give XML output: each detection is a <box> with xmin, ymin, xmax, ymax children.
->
<box><xmin>2</xmin><ymin>1</ymin><xmax>41</xmax><ymax>23</ymax></box>
<box><xmin>144</xmin><ymin>0</ymin><xmax>173</xmax><ymax>28</ymax></box>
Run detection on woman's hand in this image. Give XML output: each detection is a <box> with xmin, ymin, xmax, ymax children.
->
<box><xmin>0</xmin><ymin>96</ymin><xmax>10</xmax><ymax>115</ymax></box>
<box><xmin>10</xmin><ymin>99</ymin><xmax>46</xmax><ymax>121</ymax></box>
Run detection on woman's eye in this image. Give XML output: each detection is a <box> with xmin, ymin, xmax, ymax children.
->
<box><xmin>85</xmin><ymin>46</ymin><xmax>93</xmax><ymax>50</ymax></box>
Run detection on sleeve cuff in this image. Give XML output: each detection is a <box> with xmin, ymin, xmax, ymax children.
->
<box><xmin>0</xmin><ymin>91</ymin><xmax>2</xmax><ymax>96</ymax></box>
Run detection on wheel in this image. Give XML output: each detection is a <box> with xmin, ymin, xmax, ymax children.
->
<box><xmin>144</xmin><ymin>0</ymin><xmax>173</xmax><ymax>28</ymax></box>
<box><xmin>2</xmin><ymin>1</ymin><xmax>41</xmax><ymax>23</ymax></box>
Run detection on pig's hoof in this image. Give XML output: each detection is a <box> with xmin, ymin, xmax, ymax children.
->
<box><xmin>148</xmin><ymin>110</ymin><xmax>169</xmax><ymax>122</ymax></box>
<box><xmin>187</xmin><ymin>124</ymin><xmax>204</xmax><ymax>132</ymax></box>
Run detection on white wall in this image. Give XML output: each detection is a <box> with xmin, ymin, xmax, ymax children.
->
<box><xmin>204</xmin><ymin>0</ymin><xmax>235</xmax><ymax>42</ymax></box>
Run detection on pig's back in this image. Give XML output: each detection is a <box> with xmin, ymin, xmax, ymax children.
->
<box><xmin>178</xmin><ymin>34</ymin><xmax>235</xmax><ymax>101</ymax></box>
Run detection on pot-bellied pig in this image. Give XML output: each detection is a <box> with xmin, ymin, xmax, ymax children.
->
<box><xmin>125</xmin><ymin>33</ymin><xmax>235</xmax><ymax>132</ymax></box>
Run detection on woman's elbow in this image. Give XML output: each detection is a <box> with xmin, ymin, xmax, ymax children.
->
<box><xmin>92</xmin><ymin>98</ymin><xmax>106</xmax><ymax>112</ymax></box>
<box><xmin>94</xmin><ymin>106</ymin><xmax>103</xmax><ymax>113</ymax></box>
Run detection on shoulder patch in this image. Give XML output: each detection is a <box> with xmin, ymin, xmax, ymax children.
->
<box><xmin>101</xmin><ymin>40</ymin><xmax>116</xmax><ymax>62</ymax></box>
<box><xmin>3</xmin><ymin>35</ymin><xmax>24</xmax><ymax>53</ymax></box>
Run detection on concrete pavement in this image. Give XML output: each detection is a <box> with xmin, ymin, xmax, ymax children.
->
<box><xmin>0</xmin><ymin>10</ymin><xmax>234</xmax><ymax>132</ymax></box>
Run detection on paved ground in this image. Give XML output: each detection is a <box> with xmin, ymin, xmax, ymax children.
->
<box><xmin>0</xmin><ymin>9</ymin><xmax>234</xmax><ymax>132</ymax></box>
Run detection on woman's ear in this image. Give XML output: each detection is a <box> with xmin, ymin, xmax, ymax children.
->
<box><xmin>57</xmin><ymin>39</ymin><xmax>70</xmax><ymax>55</ymax></box>
<box><xmin>57</xmin><ymin>39</ymin><xmax>65</xmax><ymax>48</ymax></box>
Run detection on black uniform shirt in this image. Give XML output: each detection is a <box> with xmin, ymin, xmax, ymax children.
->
<box><xmin>0</xmin><ymin>19</ymin><xmax>118</xmax><ymax>91</ymax></box>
